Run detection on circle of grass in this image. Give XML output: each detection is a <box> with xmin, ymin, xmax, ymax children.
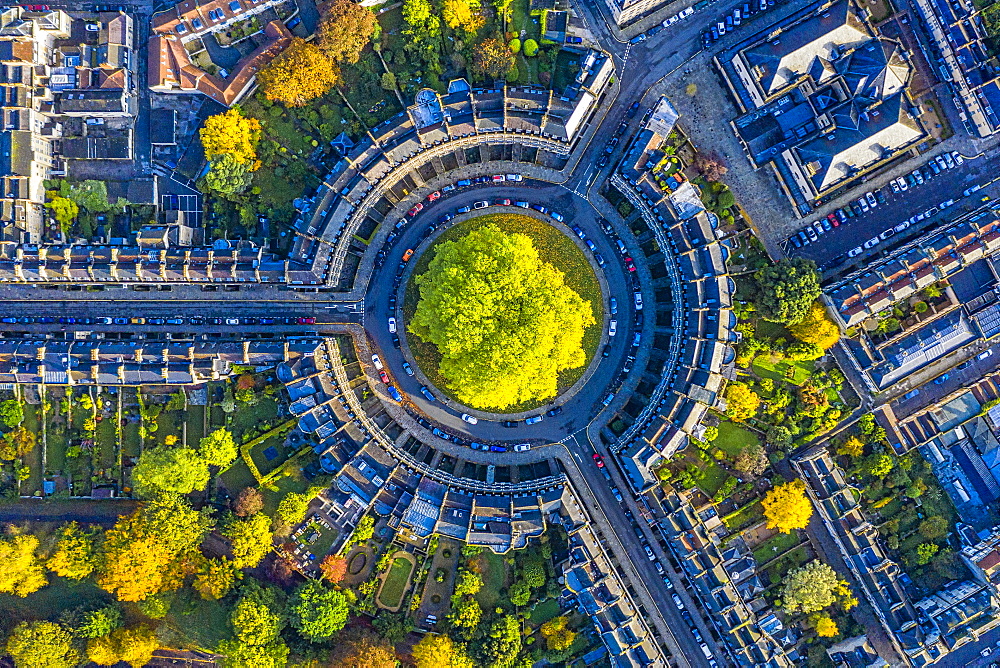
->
<box><xmin>347</xmin><ymin>552</ymin><xmax>368</xmax><ymax>576</ymax></box>
<box><xmin>403</xmin><ymin>211</ymin><xmax>603</xmax><ymax>413</ymax></box>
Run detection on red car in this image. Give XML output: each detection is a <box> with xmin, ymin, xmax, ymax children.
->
<box><xmin>427</xmin><ymin>191</ymin><xmax>441</xmax><ymax>202</ymax></box>
<box><xmin>378</xmin><ymin>370</ymin><xmax>390</xmax><ymax>384</ymax></box>
<box><xmin>624</xmin><ymin>257</ymin><xmax>636</xmax><ymax>272</ymax></box>
<box><xmin>827</xmin><ymin>213</ymin><xmax>840</xmax><ymax>227</ymax></box>
<box><xmin>592</xmin><ymin>453</ymin><xmax>605</xmax><ymax>468</ymax></box>
<box><xmin>297</xmin><ymin>317</ymin><xmax>316</xmax><ymax>324</ymax></box>
<box><xmin>402</xmin><ymin>248</ymin><xmax>414</xmax><ymax>262</ymax></box>
<box><xmin>495</xmin><ymin>198</ymin><xmax>511</xmax><ymax>206</ymax></box>
<box><xmin>407</xmin><ymin>203</ymin><xmax>423</xmax><ymax>217</ymax></box>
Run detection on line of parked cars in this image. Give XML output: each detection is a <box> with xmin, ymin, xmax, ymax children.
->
<box><xmin>0</xmin><ymin>316</ymin><xmax>317</xmax><ymax>326</ymax></box>
<box><xmin>787</xmin><ymin>151</ymin><xmax>969</xmax><ymax>254</ymax></box>
<box><xmin>703</xmin><ymin>0</ymin><xmax>774</xmax><ymax>47</ymax></box>
<box><xmin>407</xmin><ymin>174</ymin><xmax>525</xmax><ymax>217</ymax></box>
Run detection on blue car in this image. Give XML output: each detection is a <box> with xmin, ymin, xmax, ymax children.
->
<box><xmin>387</xmin><ymin>386</ymin><xmax>402</xmax><ymax>402</ymax></box>
<box><xmin>420</xmin><ymin>386</ymin><xmax>436</xmax><ymax>402</ymax></box>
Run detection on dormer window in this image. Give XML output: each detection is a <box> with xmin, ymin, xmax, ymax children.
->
<box><xmin>191</xmin><ymin>17</ymin><xmax>203</xmax><ymax>29</ymax></box>
<box><xmin>175</xmin><ymin>22</ymin><xmax>187</xmax><ymax>34</ymax></box>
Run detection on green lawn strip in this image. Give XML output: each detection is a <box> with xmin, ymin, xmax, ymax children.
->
<box><xmin>475</xmin><ymin>550</ymin><xmax>510</xmax><ymax>612</ymax></box>
<box><xmin>161</xmin><ymin>587</ymin><xmax>231</xmax><ymax>650</ymax></box>
<box><xmin>403</xmin><ymin>212</ymin><xmax>603</xmax><ymax>412</ymax></box>
<box><xmin>378</xmin><ymin>557</ymin><xmax>414</xmax><ymax>609</ymax></box>
<box><xmin>218</xmin><ymin>460</ymin><xmax>256</xmax><ymax>495</ymax></box>
<box><xmin>752</xmin><ymin>531</ymin><xmax>802</xmax><ymax>565</ymax></box>
<box><xmin>752</xmin><ymin>355</ymin><xmax>815</xmax><ymax>386</ymax></box>
<box><xmin>714</xmin><ymin>421</ymin><xmax>759</xmax><ymax>457</ymax></box>
<box><xmin>230</xmin><ymin>397</ymin><xmax>280</xmax><ymax>440</ymax></box>
<box><xmin>23</xmin><ymin>404</ymin><xmax>43</xmax><ymax>494</ymax></box>
<box><xmin>722</xmin><ymin>500</ymin><xmax>762</xmax><ymax>530</ymax></box>
<box><xmin>186</xmin><ymin>405</ymin><xmax>206</xmax><ymax>446</ymax></box>
<box><xmin>529</xmin><ymin>597</ymin><xmax>561</xmax><ymax>626</ymax></box>
<box><xmin>697</xmin><ymin>461</ymin><xmax>730</xmax><ymax>497</ymax></box>
<box><xmin>95</xmin><ymin>416</ymin><xmax>116</xmax><ymax>469</ymax></box>
<box><xmin>754</xmin><ymin>320</ymin><xmax>790</xmax><ymax>341</ymax></box>
<box><xmin>121</xmin><ymin>421</ymin><xmax>141</xmax><ymax>458</ymax></box>
<box><xmin>0</xmin><ymin>576</ymin><xmax>110</xmax><ymax>621</ymax></box>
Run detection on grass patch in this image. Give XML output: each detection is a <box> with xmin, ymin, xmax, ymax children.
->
<box><xmin>378</xmin><ymin>557</ymin><xmax>414</xmax><ymax>609</ymax></box>
<box><xmin>697</xmin><ymin>461</ymin><xmax>730</xmax><ymax>497</ymax></box>
<box><xmin>161</xmin><ymin>587</ymin><xmax>231</xmax><ymax>650</ymax></box>
<box><xmin>230</xmin><ymin>397</ymin><xmax>279</xmax><ymax>439</ymax></box>
<box><xmin>0</xmin><ymin>576</ymin><xmax>111</xmax><ymax>624</ymax></box>
<box><xmin>261</xmin><ymin>469</ymin><xmax>309</xmax><ymax>515</ymax></box>
<box><xmin>723</xmin><ymin>500</ymin><xmax>762</xmax><ymax>530</ymax></box>
<box><xmin>403</xmin><ymin>212</ymin><xmax>603</xmax><ymax>413</ymax></box>
<box><xmin>752</xmin><ymin>355</ymin><xmax>815</xmax><ymax>386</ymax></box>
<box><xmin>752</xmin><ymin>531</ymin><xmax>801</xmax><ymax>565</ymax></box>
<box><xmin>474</xmin><ymin>550</ymin><xmax>510</xmax><ymax>612</ymax></box>
<box><xmin>529</xmin><ymin>597</ymin><xmax>561</xmax><ymax>625</ymax></box>
<box><xmin>714</xmin><ymin>421</ymin><xmax>759</xmax><ymax>457</ymax></box>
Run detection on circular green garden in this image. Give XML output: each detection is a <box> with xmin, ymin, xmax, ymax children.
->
<box><xmin>403</xmin><ymin>212</ymin><xmax>603</xmax><ymax>413</ymax></box>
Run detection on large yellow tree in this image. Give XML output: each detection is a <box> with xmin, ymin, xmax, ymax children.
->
<box><xmin>443</xmin><ymin>0</ymin><xmax>484</xmax><ymax>33</ymax></box>
<box><xmin>0</xmin><ymin>534</ymin><xmax>47</xmax><ymax>597</ymax></box>
<box><xmin>725</xmin><ymin>382</ymin><xmax>760</xmax><ymax>421</ymax></box>
<box><xmin>789</xmin><ymin>301</ymin><xmax>841</xmax><ymax>350</ymax></box>
<box><xmin>199</xmin><ymin>108</ymin><xmax>261</xmax><ymax>167</ymax></box>
<box><xmin>412</xmin><ymin>633</ymin><xmax>474</xmax><ymax>668</ymax></box>
<box><xmin>258</xmin><ymin>37</ymin><xmax>340</xmax><ymax>108</ymax></box>
<box><xmin>762</xmin><ymin>479</ymin><xmax>813</xmax><ymax>533</ymax></box>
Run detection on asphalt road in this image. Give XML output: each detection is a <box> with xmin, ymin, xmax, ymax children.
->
<box><xmin>363</xmin><ymin>180</ymin><xmax>640</xmax><ymax>444</ymax></box>
<box><xmin>784</xmin><ymin>151</ymin><xmax>998</xmax><ymax>272</ymax></box>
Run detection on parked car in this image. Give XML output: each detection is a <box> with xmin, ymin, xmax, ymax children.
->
<box><xmin>513</xmin><ymin>443</ymin><xmax>532</xmax><ymax>452</ymax></box>
<box><xmin>387</xmin><ymin>386</ymin><xmax>402</xmax><ymax>402</ymax></box>
<box><xmin>461</xmin><ymin>413</ymin><xmax>479</xmax><ymax>424</ymax></box>
<box><xmin>402</xmin><ymin>361</ymin><xmax>414</xmax><ymax>376</ymax></box>
<box><xmin>420</xmin><ymin>386</ymin><xmax>436</xmax><ymax>401</ymax></box>
<box><xmin>388</xmin><ymin>317</ymin><xmax>397</xmax><ymax>333</ymax></box>
<box><xmin>634</xmin><ymin>292</ymin><xmax>643</xmax><ymax>310</ymax></box>
<box><xmin>525</xmin><ymin>415</ymin><xmax>543</xmax><ymax>425</ymax></box>
<box><xmin>609</xmin><ymin>320</ymin><xmax>617</xmax><ymax>336</ymax></box>
<box><xmin>371</xmin><ymin>354</ymin><xmax>383</xmax><ymax>370</ymax></box>
<box><xmin>546</xmin><ymin>406</ymin><xmax>563</xmax><ymax>417</ymax></box>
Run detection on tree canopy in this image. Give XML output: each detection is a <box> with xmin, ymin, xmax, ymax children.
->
<box><xmin>0</xmin><ymin>534</ymin><xmax>47</xmax><ymax>597</ymax></box>
<box><xmin>199</xmin><ymin>427</ymin><xmax>238</xmax><ymax>468</ymax></box>
<box><xmin>475</xmin><ymin>615</ymin><xmax>522</xmax><ymax>668</ymax></box>
<box><xmin>288</xmin><ymin>580</ymin><xmax>349</xmax><ymax>641</ymax></box>
<box><xmin>203</xmin><ymin>155</ymin><xmax>253</xmax><ymax>198</ymax></box>
<box><xmin>86</xmin><ymin>625</ymin><xmax>158</xmax><ymax>668</ymax></box>
<box><xmin>473</xmin><ymin>37</ymin><xmax>514</xmax><ymax>79</ymax></box>
<box><xmin>753</xmin><ymin>257</ymin><xmax>822</xmax><ymax>325</ymax></box>
<box><xmin>781</xmin><ymin>560</ymin><xmax>852</xmax><ymax>614</ymax></box>
<box><xmin>789</xmin><ymin>301</ymin><xmax>841</xmax><ymax>349</ymax></box>
<box><xmin>258</xmin><ymin>37</ymin><xmax>340</xmax><ymax>108</ymax></box>
<box><xmin>47</xmin><ymin>522</ymin><xmax>99</xmax><ymax>580</ymax></box>
<box><xmin>725</xmin><ymin>382</ymin><xmax>760</xmax><ymax>421</ymax></box>
<box><xmin>199</xmin><ymin>108</ymin><xmax>261</xmax><ymax>167</ymax></box>
<box><xmin>411</xmin><ymin>223</ymin><xmax>595</xmax><ymax>410</ymax></box>
<box><xmin>131</xmin><ymin>445</ymin><xmax>210</xmax><ymax>498</ymax></box>
<box><xmin>328</xmin><ymin>629</ymin><xmax>399</xmax><ymax>668</ymax></box>
<box><xmin>443</xmin><ymin>0</ymin><xmax>484</xmax><ymax>33</ymax></box>
<box><xmin>762</xmin><ymin>479</ymin><xmax>813</xmax><ymax>533</ymax></box>
<box><xmin>412</xmin><ymin>633</ymin><xmax>474</xmax><ymax>668</ymax></box>
<box><xmin>5</xmin><ymin>621</ymin><xmax>79</xmax><ymax>668</ymax></box>
<box><xmin>317</xmin><ymin>0</ymin><xmax>379</xmax><ymax>64</ymax></box>
<box><xmin>218</xmin><ymin>581</ymin><xmax>289</xmax><ymax>668</ymax></box>
<box><xmin>222</xmin><ymin>512</ymin><xmax>273</xmax><ymax>569</ymax></box>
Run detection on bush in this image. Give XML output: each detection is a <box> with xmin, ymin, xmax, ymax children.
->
<box><xmin>913</xmin><ymin>301</ymin><xmax>929</xmax><ymax>313</ymax></box>
<box><xmin>509</xmin><ymin>38</ymin><xmax>521</xmax><ymax>53</ymax></box>
<box><xmin>523</xmin><ymin>39</ymin><xmax>539</xmax><ymax>56</ymax></box>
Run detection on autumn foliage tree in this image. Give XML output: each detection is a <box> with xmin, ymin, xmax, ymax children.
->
<box><xmin>789</xmin><ymin>301</ymin><xmax>841</xmax><ymax>350</ymax></box>
<box><xmin>319</xmin><ymin>554</ymin><xmax>348</xmax><ymax>583</ymax></box>
<box><xmin>540</xmin><ymin>616</ymin><xmax>577</xmax><ymax>651</ymax></box>
<box><xmin>725</xmin><ymin>382</ymin><xmax>760</xmax><ymax>421</ymax></box>
<box><xmin>328</xmin><ymin>629</ymin><xmax>398</xmax><ymax>668</ymax></box>
<box><xmin>234</xmin><ymin>487</ymin><xmax>264</xmax><ymax>517</ymax></box>
<box><xmin>317</xmin><ymin>0</ymin><xmax>379</xmax><ymax>64</ymax></box>
<box><xmin>258</xmin><ymin>37</ymin><xmax>340</xmax><ymax>107</ymax></box>
<box><xmin>412</xmin><ymin>633</ymin><xmax>474</xmax><ymax>668</ymax></box>
<box><xmin>443</xmin><ymin>0</ymin><xmax>484</xmax><ymax>33</ymax></box>
<box><xmin>199</xmin><ymin>108</ymin><xmax>261</xmax><ymax>167</ymax></box>
<box><xmin>5</xmin><ymin>621</ymin><xmax>79</xmax><ymax>668</ymax></box>
<box><xmin>86</xmin><ymin>625</ymin><xmax>159</xmax><ymax>668</ymax></box>
<box><xmin>762</xmin><ymin>479</ymin><xmax>813</xmax><ymax>533</ymax></box>
<box><xmin>472</xmin><ymin>37</ymin><xmax>514</xmax><ymax>79</ymax></box>
<box><xmin>0</xmin><ymin>533</ymin><xmax>47</xmax><ymax>597</ymax></box>
<box><xmin>47</xmin><ymin>521</ymin><xmax>99</xmax><ymax>580</ymax></box>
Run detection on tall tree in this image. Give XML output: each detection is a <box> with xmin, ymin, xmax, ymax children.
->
<box><xmin>0</xmin><ymin>398</ymin><xmax>24</xmax><ymax>427</ymax></box>
<box><xmin>131</xmin><ymin>445</ymin><xmax>209</xmax><ymax>498</ymax></box>
<box><xmin>443</xmin><ymin>0</ymin><xmax>484</xmax><ymax>33</ymax></box>
<box><xmin>540</xmin><ymin>616</ymin><xmax>576</xmax><ymax>651</ymax></box>
<box><xmin>258</xmin><ymin>37</ymin><xmax>340</xmax><ymax>108</ymax></box>
<box><xmin>61</xmin><ymin>603</ymin><xmax>123</xmax><ymax>639</ymax></box>
<box><xmin>86</xmin><ymin>625</ymin><xmax>159</xmax><ymax>668</ymax></box>
<box><xmin>199</xmin><ymin>108</ymin><xmax>261</xmax><ymax>167</ymax></box>
<box><xmin>46</xmin><ymin>196</ymin><xmax>79</xmax><ymax>235</ymax></box>
<box><xmin>222</xmin><ymin>512</ymin><xmax>274</xmax><ymax>569</ymax></box>
<box><xmin>475</xmin><ymin>615</ymin><xmax>522</xmax><ymax>668</ymax></box>
<box><xmin>289</xmin><ymin>580</ymin><xmax>349</xmax><ymax>641</ymax></box>
<box><xmin>319</xmin><ymin>554</ymin><xmax>348</xmax><ymax>583</ymax></box>
<box><xmin>762</xmin><ymin>479</ymin><xmax>813</xmax><ymax>534</ymax></box>
<box><xmin>97</xmin><ymin>496</ymin><xmax>212</xmax><ymax>601</ymax></box>
<box><xmin>753</xmin><ymin>258</ymin><xmax>821</xmax><ymax>325</ymax></box>
<box><xmin>203</xmin><ymin>155</ymin><xmax>253</xmax><ymax>198</ymax></box>
<box><xmin>781</xmin><ymin>560</ymin><xmax>851</xmax><ymax>614</ymax></box>
<box><xmin>789</xmin><ymin>301</ymin><xmax>841</xmax><ymax>349</ymax></box>
<box><xmin>0</xmin><ymin>534</ymin><xmax>47</xmax><ymax>597</ymax></box>
<box><xmin>411</xmin><ymin>224</ymin><xmax>595</xmax><ymax>410</ymax></box>
<box><xmin>317</xmin><ymin>0</ymin><xmax>378</xmax><ymax>64</ymax></box>
<box><xmin>47</xmin><ymin>521</ymin><xmax>100</xmax><ymax>580</ymax></box>
<box><xmin>5</xmin><ymin>621</ymin><xmax>79</xmax><ymax>668</ymax></box>
<box><xmin>725</xmin><ymin>382</ymin><xmax>760</xmax><ymax>421</ymax></box>
<box><xmin>194</xmin><ymin>558</ymin><xmax>241</xmax><ymax>600</ymax></box>
<box><xmin>218</xmin><ymin>581</ymin><xmax>289</xmax><ymax>668</ymax></box>
<box><xmin>328</xmin><ymin>629</ymin><xmax>399</xmax><ymax>668</ymax></box>
<box><xmin>276</xmin><ymin>491</ymin><xmax>312</xmax><ymax>526</ymax></box>
<box><xmin>734</xmin><ymin>444</ymin><xmax>768</xmax><ymax>477</ymax></box>
<box><xmin>412</xmin><ymin>633</ymin><xmax>474</xmax><ymax>668</ymax></box>
<box><xmin>472</xmin><ymin>37</ymin><xmax>514</xmax><ymax>79</ymax></box>
<box><xmin>234</xmin><ymin>487</ymin><xmax>264</xmax><ymax>517</ymax></box>
<box><xmin>199</xmin><ymin>427</ymin><xmax>238</xmax><ymax>468</ymax></box>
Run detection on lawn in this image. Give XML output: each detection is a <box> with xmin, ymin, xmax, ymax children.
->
<box><xmin>230</xmin><ymin>397</ymin><xmax>280</xmax><ymax>439</ymax></box>
<box><xmin>714</xmin><ymin>421</ymin><xmax>759</xmax><ymax>457</ymax></box>
<box><xmin>403</xmin><ymin>212</ymin><xmax>603</xmax><ymax>412</ymax></box>
<box><xmin>697</xmin><ymin>461</ymin><xmax>730</xmax><ymax>497</ymax></box>
<box><xmin>752</xmin><ymin>355</ymin><xmax>815</xmax><ymax>386</ymax></box>
<box><xmin>218</xmin><ymin>459</ymin><xmax>256</xmax><ymax>494</ymax></box>
<box><xmin>752</xmin><ymin>531</ymin><xmax>802</xmax><ymax>565</ymax></box>
<box><xmin>722</xmin><ymin>500</ymin><xmax>762</xmax><ymax>530</ymax></box>
<box><xmin>261</xmin><ymin>469</ymin><xmax>309</xmax><ymax>514</ymax></box>
<box><xmin>161</xmin><ymin>587</ymin><xmax>231</xmax><ymax>650</ymax></box>
<box><xmin>529</xmin><ymin>598</ymin><xmax>561</xmax><ymax>625</ymax></box>
<box><xmin>377</xmin><ymin>557</ymin><xmax>414</xmax><ymax>609</ymax></box>
<box><xmin>0</xmin><ymin>576</ymin><xmax>111</xmax><ymax>625</ymax></box>
<box><xmin>474</xmin><ymin>550</ymin><xmax>510</xmax><ymax>612</ymax></box>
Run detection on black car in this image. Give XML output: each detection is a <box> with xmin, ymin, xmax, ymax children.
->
<box><xmin>702</xmin><ymin>31</ymin><xmax>712</xmax><ymax>48</ymax></box>
<box><xmin>391</xmin><ymin>335</ymin><xmax>401</xmax><ymax>349</ymax></box>
<box><xmin>614</xmin><ymin>122</ymin><xmax>628</xmax><ymax>137</ymax></box>
<box><xmin>876</xmin><ymin>190</ymin><xmax>887</xmax><ymax>205</ymax></box>
<box><xmin>546</xmin><ymin>406</ymin><xmax>564</xmax><ymax>417</ymax></box>
<box><xmin>626</xmin><ymin>101</ymin><xmax>640</xmax><ymax>118</ymax></box>
<box><xmin>599</xmin><ymin>218</ymin><xmax>614</xmax><ymax>233</ymax></box>
<box><xmin>602</xmin><ymin>345</ymin><xmax>611</xmax><ymax>358</ymax></box>
<box><xmin>597</xmin><ymin>154</ymin><xmax>609</xmax><ymax>168</ymax></box>
<box><xmin>502</xmin><ymin>420</ymin><xmax>518</xmax><ymax>428</ymax></box>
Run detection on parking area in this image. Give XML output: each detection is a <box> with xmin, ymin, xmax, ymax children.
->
<box><xmin>782</xmin><ymin>151</ymin><xmax>995</xmax><ymax>272</ymax></box>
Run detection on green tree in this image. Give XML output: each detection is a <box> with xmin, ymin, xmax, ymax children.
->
<box><xmin>919</xmin><ymin>516</ymin><xmax>949</xmax><ymax>541</ymax></box>
<box><xmin>288</xmin><ymin>580</ymin><xmax>349</xmax><ymax>641</ymax></box>
<box><xmin>752</xmin><ymin>257</ymin><xmax>822</xmax><ymax>325</ymax></box>
<box><xmin>317</xmin><ymin>0</ymin><xmax>378</xmax><ymax>64</ymax></box>
<box><xmin>508</xmin><ymin>581</ymin><xmax>530</xmax><ymax>606</ymax></box>
<box><xmin>5</xmin><ymin>621</ymin><xmax>79</xmax><ymax>668</ymax></box>
<box><xmin>46</xmin><ymin>196</ymin><xmax>79</xmax><ymax>235</ymax></box>
<box><xmin>475</xmin><ymin>615</ymin><xmax>522</xmax><ymax>668</ymax></box>
<box><xmin>194</xmin><ymin>558</ymin><xmax>241</xmax><ymax>600</ymax></box>
<box><xmin>765</xmin><ymin>425</ymin><xmax>792</xmax><ymax>448</ymax></box>
<box><xmin>61</xmin><ymin>603</ymin><xmax>124</xmax><ymax>639</ymax></box>
<box><xmin>131</xmin><ymin>445</ymin><xmax>209</xmax><ymax>498</ymax></box>
<box><xmin>781</xmin><ymin>560</ymin><xmax>848</xmax><ymax>614</ymax></box>
<box><xmin>47</xmin><ymin>521</ymin><xmax>99</xmax><ymax>580</ymax></box>
<box><xmin>222</xmin><ymin>512</ymin><xmax>273</xmax><ymax>569</ymax></box>
<box><xmin>411</xmin><ymin>224</ymin><xmax>596</xmax><ymax>410</ymax></box>
<box><xmin>219</xmin><ymin>581</ymin><xmax>289</xmax><ymax>668</ymax></box>
<box><xmin>523</xmin><ymin>38</ymin><xmax>539</xmax><ymax>56</ymax></box>
<box><xmin>203</xmin><ymin>154</ymin><xmax>253</xmax><ymax>197</ymax></box>
<box><xmin>86</xmin><ymin>625</ymin><xmax>158</xmax><ymax>667</ymax></box>
<box><xmin>448</xmin><ymin>597</ymin><xmax>482</xmax><ymax>631</ymax></box>
<box><xmin>866</xmin><ymin>452</ymin><xmax>893</xmax><ymax>478</ymax></box>
<box><xmin>276</xmin><ymin>492</ymin><xmax>311</xmax><ymax>526</ymax></box>
<box><xmin>725</xmin><ymin>382</ymin><xmax>760</xmax><ymax>421</ymax></box>
<box><xmin>0</xmin><ymin>398</ymin><xmax>24</xmax><ymax>427</ymax></box>
<box><xmin>453</xmin><ymin>569</ymin><xmax>483</xmax><ymax>597</ymax></box>
<box><xmin>540</xmin><ymin>616</ymin><xmax>576</xmax><ymax>651</ymax></box>
<box><xmin>199</xmin><ymin>427</ymin><xmax>237</xmax><ymax>468</ymax></box>
<box><xmin>381</xmin><ymin>71</ymin><xmax>397</xmax><ymax>91</ymax></box>
<box><xmin>916</xmin><ymin>542</ymin><xmax>939</xmax><ymax>565</ymax></box>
